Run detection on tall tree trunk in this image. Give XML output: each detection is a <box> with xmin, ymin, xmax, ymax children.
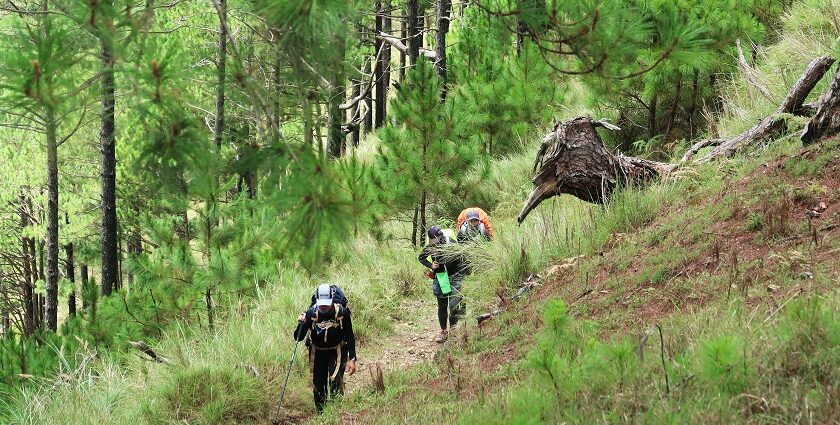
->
<box><xmin>665</xmin><ymin>78</ymin><xmax>683</xmax><ymax>141</ymax></box>
<box><xmin>65</xmin><ymin>214</ymin><xmax>76</xmax><ymax>318</ymax></box>
<box><xmin>363</xmin><ymin>60</ymin><xmax>373</xmax><ymax>134</ymax></box>
<box><xmin>351</xmin><ymin>78</ymin><xmax>361</xmax><ymax>147</ymax></box>
<box><xmin>687</xmin><ymin>71</ymin><xmax>700</xmax><ymax>139</ymax></box>
<box><xmin>435</xmin><ymin>0</ymin><xmax>450</xmax><ymax>97</ymax></box>
<box><xmin>328</xmin><ymin>34</ymin><xmax>346</xmax><ymax>158</ymax></box>
<box><xmin>399</xmin><ymin>17</ymin><xmax>407</xmax><ymax>82</ymax></box>
<box><xmin>99</xmin><ymin>17</ymin><xmax>119</xmax><ymax>297</ymax></box>
<box><xmin>419</xmin><ymin>190</ymin><xmax>427</xmax><ymax>246</ymax></box>
<box><xmin>116</xmin><ymin>235</ymin><xmax>123</xmax><ymax>292</ymax></box>
<box><xmin>407</xmin><ymin>0</ymin><xmax>421</xmax><ymax>66</ymax></box>
<box><xmin>516</xmin><ymin>21</ymin><xmax>527</xmax><ymax>54</ymax></box>
<box><xmin>19</xmin><ymin>194</ymin><xmax>34</xmax><ymax>336</ymax></box>
<box><xmin>648</xmin><ymin>94</ymin><xmax>658</xmax><ymax>140</ymax></box>
<box><xmin>375</xmin><ymin>1</ymin><xmax>392</xmax><ymax>128</ymax></box>
<box><xmin>214</xmin><ymin>0</ymin><xmax>227</xmax><ymax>150</ymax></box>
<box><xmin>80</xmin><ymin>264</ymin><xmax>89</xmax><ymax>311</ymax></box>
<box><xmin>38</xmin><ymin>239</ymin><xmax>45</xmax><ymax>329</ymax></box>
<box><xmin>411</xmin><ymin>203</ymin><xmax>419</xmax><ymax>247</ymax></box>
<box><xmin>29</xmin><ymin>237</ymin><xmax>38</xmax><ymax>331</ymax></box>
<box><xmin>1</xmin><ymin>306</ymin><xmax>7</xmax><ymax>339</ymax></box>
<box><xmin>45</xmin><ymin>108</ymin><xmax>59</xmax><ymax>332</ymax></box>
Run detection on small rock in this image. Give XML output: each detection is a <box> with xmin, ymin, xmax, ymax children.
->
<box><xmin>767</xmin><ymin>284</ymin><xmax>781</xmax><ymax>292</ymax></box>
<box><xmin>799</xmin><ymin>271</ymin><xmax>814</xmax><ymax>280</ymax></box>
<box><xmin>600</xmin><ymin>290</ymin><xmax>609</xmax><ymax>294</ymax></box>
<box><xmin>408</xmin><ymin>349</ymin><xmax>415</xmax><ymax>355</ymax></box>
<box><xmin>816</xmin><ymin>202</ymin><xmax>828</xmax><ymax>212</ymax></box>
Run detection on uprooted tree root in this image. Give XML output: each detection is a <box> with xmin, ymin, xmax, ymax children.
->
<box><xmin>518</xmin><ymin>56</ymin><xmax>839</xmax><ymax>223</ymax></box>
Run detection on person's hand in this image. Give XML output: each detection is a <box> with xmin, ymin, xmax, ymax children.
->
<box><xmin>432</xmin><ymin>261</ymin><xmax>439</xmax><ymax>269</ymax></box>
<box><xmin>346</xmin><ymin>359</ymin><xmax>357</xmax><ymax>376</ymax></box>
<box><xmin>297</xmin><ymin>312</ymin><xmax>306</xmax><ymax>322</ymax></box>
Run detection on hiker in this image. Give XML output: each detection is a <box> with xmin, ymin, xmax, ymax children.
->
<box><xmin>457</xmin><ymin>208</ymin><xmax>492</xmax><ymax>242</ymax></box>
<box><xmin>294</xmin><ymin>284</ymin><xmax>357</xmax><ymax>413</ymax></box>
<box><xmin>418</xmin><ymin>225</ymin><xmax>466</xmax><ymax>343</ymax></box>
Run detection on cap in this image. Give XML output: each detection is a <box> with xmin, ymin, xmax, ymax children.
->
<box><xmin>315</xmin><ymin>284</ymin><xmax>333</xmax><ymax>307</ymax></box>
<box><xmin>427</xmin><ymin>225</ymin><xmax>443</xmax><ymax>243</ymax></box>
<box><xmin>466</xmin><ymin>210</ymin><xmax>480</xmax><ymax>221</ymax></box>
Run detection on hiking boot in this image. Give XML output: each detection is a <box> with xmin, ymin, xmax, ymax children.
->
<box><xmin>434</xmin><ymin>330</ymin><xmax>447</xmax><ymax>343</ymax></box>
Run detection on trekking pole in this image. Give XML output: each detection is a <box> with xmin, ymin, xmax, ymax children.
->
<box><xmin>275</xmin><ymin>321</ymin><xmax>306</xmax><ymax>420</ymax></box>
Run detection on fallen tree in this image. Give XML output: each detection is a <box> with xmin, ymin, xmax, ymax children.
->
<box><xmin>518</xmin><ymin>56</ymin><xmax>838</xmax><ymax>223</ymax></box>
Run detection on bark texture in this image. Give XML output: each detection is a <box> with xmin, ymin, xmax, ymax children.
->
<box><xmin>519</xmin><ymin>56</ymin><xmax>839</xmax><ymax>224</ymax></box>
<box><xmin>802</xmin><ymin>65</ymin><xmax>840</xmax><ymax>145</ymax></box>
<box><xmin>517</xmin><ymin>117</ymin><xmax>672</xmax><ymax>223</ymax></box>
<box><xmin>45</xmin><ymin>109</ymin><xmax>58</xmax><ymax>332</ymax></box>
<box><xmin>698</xmin><ymin>56</ymin><xmax>835</xmax><ymax>161</ymax></box>
<box><xmin>99</xmin><ymin>23</ymin><xmax>119</xmax><ymax>297</ymax></box>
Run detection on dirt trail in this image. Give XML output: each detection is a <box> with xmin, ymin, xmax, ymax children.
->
<box><xmin>345</xmin><ymin>297</ymin><xmax>440</xmax><ymax>394</ymax></box>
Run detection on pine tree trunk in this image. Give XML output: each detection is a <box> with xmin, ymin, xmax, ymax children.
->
<box><xmin>65</xmin><ymin>214</ymin><xmax>76</xmax><ymax>318</ymax></box>
<box><xmin>407</xmin><ymin>0</ymin><xmax>421</xmax><ymax>66</ymax></box>
<box><xmin>647</xmin><ymin>94</ymin><xmax>658</xmax><ymax>140</ymax></box>
<box><xmin>399</xmin><ymin>19</ymin><xmax>407</xmax><ymax>82</ymax></box>
<box><xmin>214</xmin><ymin>0</ymin><xmax>227</xmax><ymax>150</ymax></box>
<box><xmin>687</xmin><ymin>72</ymin><xmax>700</xmax><ymax>139</ymax></box>
<box><xmin>411</xmin><ymin>203</ymin><xmax>419</xmax><ymax>247</ymax></box>
<box><xmin>38</xmin><ymin>239</ymin><xmax>45</xmax><ymax>329</ymax></box>
<box><xmin>19</xmin><ymin>194</ymin><xmax>34</xmax><ymax>336</ymax></box>
<box><xmin>363</xmin><ymin>60</ymin><xmax>373</xmax><ymax>134</ymax></box>
<box><xmin>375</xmin><ymin>1</ymin><xmax>392</xmax><ymax>128</ymax></box>
<box><xmin>45</xmin><ymin>108</ymin><xmax>59</xmax><ymax>332</ymax></box>
<box><xmin>80</xmin><ymin>264</ymin><xmax>89</xmax><ymax>311</ymax></box>
<box><xmin>665</xmin><ymin>77</ymin><xmax>683</xmax><ymax>140</ymax></box>
<box><xmin>29</xmin><ymin>237</ymin><xmax>38</xmax><ymax>331</ymax></box>
<box><xmin>435</xmin><ymin>0</ymin><xmax>450</xmax><ymax>97</ymax></box>
<box><xmin>99</xmin><ymin>21</ymin><xmax>119</xmax><ymax>297</ymax></box>
<box><xmin>515</xmin><ymin>1</ymin><xmax>529</xmax><ymax>56</ymax></box>
<box><xmin>351</xmin><ymin>78</ymin><xmax>361</xmax><ymax>147</ymax></box>
<box><xmin>328</xmin><ymin>34</ymin><xmax>346</xmax><ymax>157</ymax></box>
<box><xmin>420</xmin><ymin>190</ymin><xmax>427</xmax><ymax>246</ymax></box>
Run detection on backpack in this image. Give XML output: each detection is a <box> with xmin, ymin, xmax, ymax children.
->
<box><xmin>309</xmin><ymin>285</ymin><xmax>348</xmax><ymax>308</ymax></box>
<box><xmin>457</xmin><ymin>208</ymin><xmax>493</xmax><ymax>238</ymax></box>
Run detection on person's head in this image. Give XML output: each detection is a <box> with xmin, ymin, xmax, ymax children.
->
<box><xmin>314</xmin><ymin>284</ymin><xmax>334</xmax><ymax>313</ymax></box>
<box><xmin>467</xmin><ymin>210</ymin><xmax>480</xmax><ymax>229</ymax></box>
<box><xmin>427</xmin><ymin>225</ymin><xmax>444</xmax><ymax>245</ymax></box>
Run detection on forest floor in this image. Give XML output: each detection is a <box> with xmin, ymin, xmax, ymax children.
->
<box><xmin>347</xmin><ymin>297</ymin><xmax>440</xmax><ymax>394</ymax></box>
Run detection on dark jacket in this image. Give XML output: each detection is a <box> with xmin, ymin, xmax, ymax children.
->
<box><xmin>418</xmin><ymin>236</ymin><xmax>466</xmax><ymax>296</ymax></box>
<box><xmin>294</xmin><ymin>305</ymin><xmax>357</xmax><ymax>360</ymax></box>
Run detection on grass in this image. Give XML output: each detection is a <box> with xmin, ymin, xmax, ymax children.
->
<box><xmin>5</xmin><ymin>1</ymin><xmax>840</xmax><ymax>423</ymax></box>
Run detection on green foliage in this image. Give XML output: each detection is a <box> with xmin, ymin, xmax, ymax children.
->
<box><xmin>374</xmin><ymin>59</ymin><xmax>485</xmax><ymax>216</ymax></box>
<box><xmin>151</xmin><ymin>366</ymin><xmax>268</xmax><ymax>424</ymax></box>
<box><xmin>696</xmin><ymin>335</ymin><xmax>750</xmax><ymax>394</ymax></box>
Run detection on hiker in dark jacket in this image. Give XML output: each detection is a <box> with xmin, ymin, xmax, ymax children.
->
<box><xmin>419</xmin><ymin>225</ymin><xmax>466</xmax><ymax>343</ymax></box>
<box><xmin>294</xmin><ymin>284</ymin><xmax>357</xmax><ymax>413</ymax></box>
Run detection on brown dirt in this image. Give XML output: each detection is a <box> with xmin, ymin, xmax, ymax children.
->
<box><xmin>530</xmin><ymin>138</ymin><xmax>840</xmax><ymax>336</ymax></box>
<box><xmin>345</xmin><ymin>298</ymin><xmax>441</xmax><ymax>395</ymax></box>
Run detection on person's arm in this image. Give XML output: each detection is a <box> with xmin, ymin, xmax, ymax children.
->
<box><xmin>344</xmin><ymin>310</ymin><xmax>357</xmax><ymax>375</ymax></box>
<box><xmin>293</xmin><ymin>310</ymin><xmax>311</xmax><ymax>341</ymax></box>
<box><xmin>483</xmin><ymin>227</ymin><xmax>492</xmax><ymax>241</ymax></box>
<box><xmin>418</xmin><ymin>246</ymin><xmax>434</xmax><ymax>269</ymax></box>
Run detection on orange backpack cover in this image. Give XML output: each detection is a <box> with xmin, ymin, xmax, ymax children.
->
<box><xmin>457</xmin><ymin>208</ymin><xmax>493</xmax><ymax>238</ymax></box>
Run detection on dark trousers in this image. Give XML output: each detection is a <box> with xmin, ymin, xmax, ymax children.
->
<box><xmin>437</xmin><ymin>292</ymin><xmax>465</xmax><ymax>330</ymax></box>
<box><xmin>312</xmin><ymin>346</ymin><xmax>348</xmax><ymax>412</ymax></box>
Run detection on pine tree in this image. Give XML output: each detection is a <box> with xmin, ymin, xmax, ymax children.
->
<box><xmin>374</xmin><ymin>59</ymin><xmax>483</xmax><ymax>245</ymax></box>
